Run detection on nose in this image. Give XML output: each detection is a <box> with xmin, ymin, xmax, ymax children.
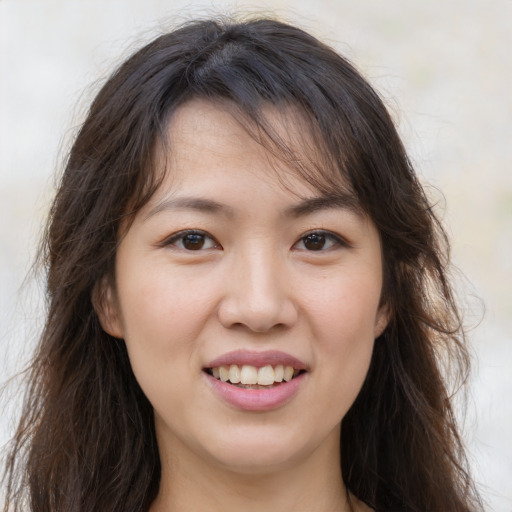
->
<box><xmin>217</xmin><ymin>248</ymin><xmax>298</xmax><ymax>333</ymax></box>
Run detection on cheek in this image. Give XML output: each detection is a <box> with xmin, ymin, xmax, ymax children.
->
<box><xmin>117</xmin><ymin>261</ymin><xmax>216</xmax><ymax>344</ymax></box>
<box><xmin>113</xmin><ymin>262</ymin><xmax>218</xmax><ymax>394</ymax></box>
<box><xmin>304</xmin><ymin>269</ymin><xmax>382</xmax><ymax>346</ymax></box>
<box><xmin>302</xmin><ymin>271</ymin><xmax>380</xmax><ymax>406</ymax></box>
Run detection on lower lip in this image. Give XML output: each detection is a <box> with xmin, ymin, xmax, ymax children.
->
<box><xmin>204</xmin><ymin>372</ymin><xmax>306</xmax><ymax>411</ymax></box>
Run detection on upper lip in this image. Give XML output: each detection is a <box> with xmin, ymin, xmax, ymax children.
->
<box><xmin>204</xmin><ymin>350</ymin><xmax>308</xmax><ymax>370</ymax></box>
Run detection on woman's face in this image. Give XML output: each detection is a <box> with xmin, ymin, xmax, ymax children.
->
<box><xmin>98</xmin><ymin>99</ymin><xmax>388</xmax><ymax>474</ymax></box>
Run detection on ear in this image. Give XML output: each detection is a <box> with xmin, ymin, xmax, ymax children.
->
<box><xmin>92</xmin><ymin>276</ymin><xmax>124</xmax><ymax>338</ymax></box>
<box><xmin>374</xmin><ymin>304</ymin><xmax>390</xmax><ymax>339</ymax></box>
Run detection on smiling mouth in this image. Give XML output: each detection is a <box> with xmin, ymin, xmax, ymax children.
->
<box><xmin>204</xmin><ymin>364</ymin><xmax>306</xmax><ymax>388</ymax></box>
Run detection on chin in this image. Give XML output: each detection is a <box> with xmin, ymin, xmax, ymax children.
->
<box><xmin>199</xmin><ymin>424</ymin><xmax>323</xmax><ymax>475</ymax></box>
<box><xmin>213</xmin><ymin>447</ymin><xmax>303</xmax><ymax>475</ymax></box>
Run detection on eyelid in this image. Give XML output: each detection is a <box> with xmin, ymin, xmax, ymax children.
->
<box><xmin>293</xmin><ymin>229</ymin><xmax>350</xmax><ymax>250</ymax></box>
<box><xmin>159</xmin><ymin>228</ymin><xmax>348</xmax><ymax>251</ymax></box>
<box><xmin>160</xmin><ymin>229</ymin><xmax>222</xmax><ymax>250</ymax></box>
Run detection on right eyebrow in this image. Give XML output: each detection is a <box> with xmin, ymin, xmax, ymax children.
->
<box><xmin>144</xmin><ymin>196</ymin><xmax>235</xmax><ymax>221</ymax></box>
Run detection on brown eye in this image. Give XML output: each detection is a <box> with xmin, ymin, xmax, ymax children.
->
<box><xmin>303</xmin><ymin>233</ymin><xmax>326</xmax><ymax>251</ymax></box>
<box><xmin>165</xmin><ymin>230</ymin><xmax>219</xmax><ymax>251</ymax></box>
<box><xmin>294</xmin><ymin>231</ymin><xmax>344</xmax><ymax>252</ymax></box>
<box><xmin>182</xmin><ymin>233</ymin><xmax>206</xmax><ymax>250</ymax></box>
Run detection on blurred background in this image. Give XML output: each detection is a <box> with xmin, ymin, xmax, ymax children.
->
<box><xmin>1</xmin><ymin>0</ymin><xmax>511</xmax><ymax>509</ymax></box>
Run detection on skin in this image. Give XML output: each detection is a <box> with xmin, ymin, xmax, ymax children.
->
<box><xmin>98</xmin><ymin>100</ymin><xmax>386</xmax><ymax>512</ymax></box>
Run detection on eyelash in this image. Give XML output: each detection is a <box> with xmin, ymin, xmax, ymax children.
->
<box><xmin>162</xmin><ymin>229</ymin><xmax>348</xmax><ymax>252</ymax></box>
<box><xmin>293</xmin><ymin>230</ymin><xmax>348</xmax><ymax>252</ymax></box>
<box><xmin>162</xmin><ymin>230</ymin><xmax>221</xmax><ymax>251</ymax></box>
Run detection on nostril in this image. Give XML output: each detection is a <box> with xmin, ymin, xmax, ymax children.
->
<box><xmin>217</xmin><ymin>288</ymin><xmax>299</xmax><ymax>333</ymax></box>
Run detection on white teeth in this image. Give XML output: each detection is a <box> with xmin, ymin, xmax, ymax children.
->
<box><xmin>219</xmin><ymin>365</ymin><xmax>229</xmax><ymax>382</ymax></box>
<box><xmin>283</xmin><ymin>366</ymin><xmax>294</xmax><ymax>382</ymax></box>
<box><xmin>240</xmin><ymin>365</ymin><xmax>258</xmax><ymax>385</ymax></box>
<box><xmin>257</xmin><ymin>365</ymin><xmax>275</xmax><ymax>385</ymax></box>
<box><xmin>274</xmin><ymin>364</ymin><xmax>284</xmax><ymax>382</ymax></box>
<box><xmin>210</xmin><ymin>364</ymin><xmax>299</xmax><ymax>385</ymax></box>
<box><xmin>229</xmin><ymin>364</ymin><xmax>241</xmax><ymax>383</ymax></box>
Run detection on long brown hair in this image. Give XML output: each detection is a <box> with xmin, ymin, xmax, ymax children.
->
<box><xmin>2</xmin><ymin>17</ymin><xmax>483</xmax><ymax>512</ymax></box>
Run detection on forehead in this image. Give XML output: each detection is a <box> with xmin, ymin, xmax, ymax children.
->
<box><xmin>153</xmin><ymin>98</ymin><xmax>355</xmax><ymax>202</ymax></box>
<box><xmin>167</xmin><ymin>99</ymin><xmax>283</xmax><ymax>177</ymax></box>
<box><xmin>137</xmin><ymin>98</ymin><xmax>367</xmax><ymax>234</ymax></box>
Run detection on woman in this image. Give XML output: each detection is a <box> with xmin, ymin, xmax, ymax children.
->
<box><xmin>2</xmin><ymin>17</ymin><xmax>483</xmax><ymax>512</ymax></box>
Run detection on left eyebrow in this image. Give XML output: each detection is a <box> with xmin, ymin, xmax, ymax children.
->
<box><xmin>284</xmin><ymin>193</ymin><xmax>362</xmax><ymax>218</ymax></box>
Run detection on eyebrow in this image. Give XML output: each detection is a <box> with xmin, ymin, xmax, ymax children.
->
<box><xmin>144</xmin><ymin>192</ymin><xmax>362</xmax><ymax>221</ymax></box>
<box><xmin>284</xmin><ymin>193</ymin><xmax>362</xmax><ymax>218</ymax></box>
<box><xmin>144</xmin><ymin>197</ymin><xmax>235</xmax><ymax>220</ymax></box>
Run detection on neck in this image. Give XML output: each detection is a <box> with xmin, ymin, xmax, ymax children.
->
<box><xmin>150</xmin><ymin>427</ymin><xmax>357</xmax><ymax>512</ymax></box>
